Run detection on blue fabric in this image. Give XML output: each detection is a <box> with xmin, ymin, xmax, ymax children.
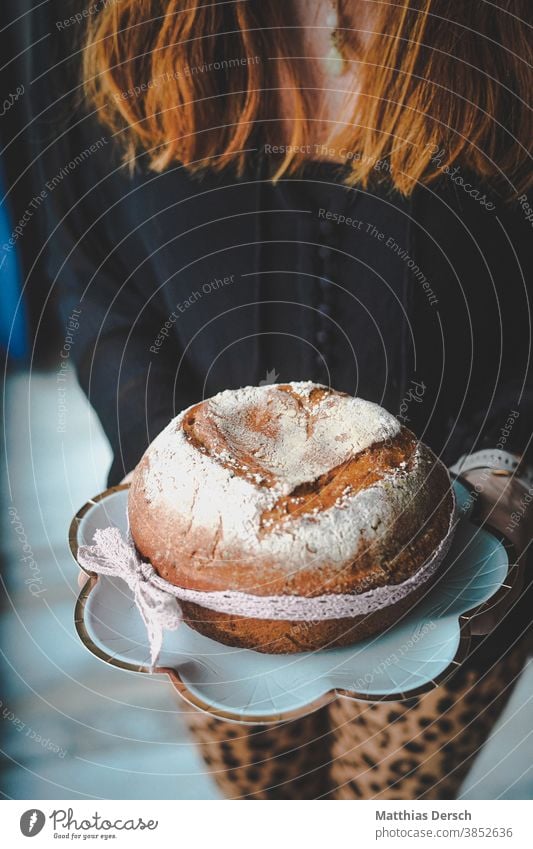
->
<box><xmin>0</xmin><ymin>160</ymin><xmax>27</xmax><ymax>359</ymax></box>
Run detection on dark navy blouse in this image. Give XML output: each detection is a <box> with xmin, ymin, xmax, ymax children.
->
<box><xmin>43</xmin><ymin>110</ymin><xmax>532</xmax><ymax>486</ymax></box>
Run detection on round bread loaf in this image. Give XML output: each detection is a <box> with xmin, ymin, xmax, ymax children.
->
<box><xmin>128</xmin><ymin>382</ymin><xmax>455</xmax><ymax>653</ymax></box>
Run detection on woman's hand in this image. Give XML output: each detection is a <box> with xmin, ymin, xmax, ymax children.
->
<box><xmin>77</xmin><ymin>471</ymin><xmax>133</xmax><ymax>588</ymax></box>
<box><xmin>461</xmin><ymin>468</ymin><xmax>532</xmax><ymax>557</ymax></box>
<box><xmin>459</xmin><ymin>468</ymin><xmax>532</xmax><ymax>634</ymax></box>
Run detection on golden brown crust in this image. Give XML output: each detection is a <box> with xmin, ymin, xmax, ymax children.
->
<box><xmin>259</xmin><ymin>428</ymin><xmax>417</xmax><ymax>526</ymax></box>
<box><xmin>178</xmin><ymin>572</ymin><xmax>438</xmax><ymax>654</ymax></box>
<box><xmin>129</xmin><ymin>436</ymin><xmax>453</xmax><ymax>596</ymax></box>
<box><xmin>128</xmin><ymin>384</ymin><xmax>454</xmax><ymax>653</ymax></box>
<box><xmin>181</xmin><ymin>383</ymin><xmax>339</xmax><ymax>489</ymax></box>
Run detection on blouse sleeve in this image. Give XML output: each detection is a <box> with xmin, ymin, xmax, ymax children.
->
<box><xmin>41</xmin><ymin>113</ymin><xmax>196</xmax><ymax>485</ymax></box>
<box><xmin>455</xmin><ymin>192</ymin><xmax>533</xmax><ymax>467</ymax></box>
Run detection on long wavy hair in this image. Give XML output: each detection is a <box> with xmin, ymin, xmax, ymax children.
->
<box><xmin>83</xmin><ymin>0</ymin><xmax>532</xmax><ymax>195</ymax></box>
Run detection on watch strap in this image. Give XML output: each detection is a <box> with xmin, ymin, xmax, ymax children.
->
<box><xmin>450</xmin><ymin>449</ymin><xmax>533</xmax><ymax>491</ymax></box>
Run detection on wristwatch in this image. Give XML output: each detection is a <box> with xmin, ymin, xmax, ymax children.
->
<box><xmin>450</xmin><ymin>449</ymin><xmax>533</xmax><ymax>492</ymax></box>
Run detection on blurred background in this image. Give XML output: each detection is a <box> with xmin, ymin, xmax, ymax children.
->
<box><xmin>1</xmin><ymin>1</ymin><xmax>532</xmax><ymax>800</ymax></box>
<box><xmin>0</xmin><ymin>0</ymin><xmax>221</xmax><ymax>800</ymax></box>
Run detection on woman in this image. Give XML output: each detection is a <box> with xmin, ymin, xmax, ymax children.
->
<box><xmin>44</xmin><ymin>0</ymin><xmax>532</xmax><ymax>798</ymax></box>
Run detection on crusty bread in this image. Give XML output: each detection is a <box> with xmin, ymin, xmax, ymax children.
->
<box><xmin>128</xmin><ymin>382</ymin><xmax>455</xmax><ymax>653</ymax></box>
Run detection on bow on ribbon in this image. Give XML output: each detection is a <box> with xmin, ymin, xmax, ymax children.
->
<box><xmin>77</xmin><ymin>527</ymin><xmax>182</xmax><ymax>669</ymax></box>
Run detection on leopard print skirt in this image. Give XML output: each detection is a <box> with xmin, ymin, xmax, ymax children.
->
<box><xmin>184</xmin><ymin>636</ymin><xmax>530</xmax><ymax>799</ymax></box>
<box><xmin>328</xmin><ymin>637</ymin><xmax>528</xmax><ymax>800</ymax></box>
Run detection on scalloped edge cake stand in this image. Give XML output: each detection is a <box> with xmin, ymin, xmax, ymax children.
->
<box><xmin>70</xmin><ymin>479</ymin><xmax>517</xmax><ymax>724</ymax></box>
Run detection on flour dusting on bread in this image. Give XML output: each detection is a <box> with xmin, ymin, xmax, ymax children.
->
<box><xmin>135</xmin><ymin>383</ymin><xmax>433</xmax><ymax>571</ymax></box>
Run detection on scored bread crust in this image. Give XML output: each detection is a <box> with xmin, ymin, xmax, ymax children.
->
<box><xmin>128</xmin><ymin>382</ymin><xmax>454</xmax><ymax>653</ymax></box>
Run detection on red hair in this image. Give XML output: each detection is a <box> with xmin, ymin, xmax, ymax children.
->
<box><xmin>83</xmin><ymin>0</ymin><xmax>532</xmax><ymax>195</ymax></box>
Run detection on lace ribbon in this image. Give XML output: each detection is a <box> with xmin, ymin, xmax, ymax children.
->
<box><xmin>78</xmin><ymin>521</ymin><xmax>455</xmax><ymax>668</ymax></box>
<box><xmin>77</xmin><ymin>528</ymin><xmax>183</xmax><ymax>668</ymax></box>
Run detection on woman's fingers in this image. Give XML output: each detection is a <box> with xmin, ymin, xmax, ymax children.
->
<box><xmin>460</xmin><ymin>469</ymin><xmax>532</xmax><ymax>558</ymax></box>
<box><xmin>458</xmin><ymin>469</ymin><xmax>531</xmax><ymax>635</ymax></box>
